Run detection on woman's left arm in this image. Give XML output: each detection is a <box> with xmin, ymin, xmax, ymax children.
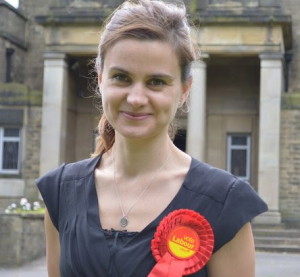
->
<box><xmin>207</xmin><ymin>222</ymin><xmax>255</xmax><ymax>277</ymax></box>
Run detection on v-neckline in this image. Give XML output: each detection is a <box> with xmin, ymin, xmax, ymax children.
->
<box><xmin>87</xmin><ymin>154</ymin><xmax>196</xmax><ymax>241</ymax></box>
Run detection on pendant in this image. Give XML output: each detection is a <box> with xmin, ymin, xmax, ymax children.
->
<box><xmin>120</xmin><ymin>216</ymin><xmax>128</xmax><ymax>228</ymax></box>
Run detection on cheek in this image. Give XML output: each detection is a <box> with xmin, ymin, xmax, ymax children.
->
<box><xmin>158</xmin><ymin>95</ymin><xmax>180</xmax><ymax>118</ymax></box>
<box><xmin>101</xmin><ymin>87</ymin><xmax>115</xmax><ymax>105</ymax></box>
<box><xmin>170</xmin><ymin>90</ymin><xmax>182</xmax><ymax>109</ymax></box>
<box><xmin>101</xmin><ymin>89</ymin><xmax>122</xmax><ymax>115</ymax></box>
<box><xmin>101</xmin><ymin>92</ymin><xmax>112</xmax><ymax>114</ymax></box>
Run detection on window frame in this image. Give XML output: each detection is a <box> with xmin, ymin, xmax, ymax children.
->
<box><xmin>0</xmin><ymin>127</ymin><xmax>21</xmax><ymax>174</ymax></box>
<box><xmin>226</xmin><ymin>133</ymin><xmax>251</xmax><ymax>181</ymax></box>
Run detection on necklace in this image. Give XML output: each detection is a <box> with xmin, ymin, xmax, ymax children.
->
<box><xmin>112</xmin><ymin>148</ymin><xmax>169</xmax><ymax>228</ymax></box>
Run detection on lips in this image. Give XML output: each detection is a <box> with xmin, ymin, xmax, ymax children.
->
<box><xmin>121</xmin><ymin>111</ymin><xmax>151</xmax><ymax>120</ymax></box>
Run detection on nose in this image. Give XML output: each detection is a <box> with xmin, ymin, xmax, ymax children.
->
<box><xmin>126</xmin><ymin>83</ymin><xmax>148</xmax><ymax>108</ymax></box>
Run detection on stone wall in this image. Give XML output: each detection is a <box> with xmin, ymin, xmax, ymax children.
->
<box><xmin>282</xmin><ymin>0</ymin><xmax>300</xmax><ymax>92</ymax></box>
<box><xmin>23</xmin><ymin>106</ymin><xmax>42</xmax><ymax>200</ymax></box>
<box><xmin>280</xmin><ymin>93</ymin><xmax>300</xmax><ymax>225</ymax></box>
<box><xmin>0</xmin><ymin>2</ymin><xmax>27</xmax><ymax>83</ymax></box>
<box><xmin>0</xmin><ymin>3</ymin><xmax>26</xmax><ymax>43</ymax></box>
<box><xmin>0</xmin><ymin>214</ymin><xmax>45</xmax><ymax>266</ymax></box>
<box><xmin>0</xmin><ymin>83</ymin><xmax>42</xmax><ymax>209</ymax></box>
<box><xmin>0</xmin><ymin>44</ymin><xmax>26</xmax><ymax>83</ymax></box>
<box><xmin>22</xmin><ymin>107</ymin><xmax>42</xmax><ymax>200</ymax></box>
<box><xmin>279</xmin><ymin>0</ymin><xmax>300</xmax><ymax>225</ymax></box>
<box><xmin>0</xmin><ymin>197</ymin><xmax>20</xmax><ymax>213</ymax></box>
<box><xmin>19</xmin><ymin>0</ymin><xmax>49</xmax><ymax>91</ymax></box>
<box><xmin>0</xmin><ymin>0</ymin><xmax>46</xmax><ymax>212</ymax></box>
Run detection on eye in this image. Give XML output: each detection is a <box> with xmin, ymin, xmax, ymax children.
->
<box><xmin>111</xmin><ymin>73</ymin><xmax>131</xmax><ymax>85</ymax></box>
<box><xmin>147</xmin><ymin>78</ymin><xmax>167</xmax><ymax>88</ymax></box>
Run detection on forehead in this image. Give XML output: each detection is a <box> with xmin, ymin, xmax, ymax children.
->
<box><xmin>102</xmin><ymin>39</ymin><xmax>181</xmax><ymax>76</ymax></box>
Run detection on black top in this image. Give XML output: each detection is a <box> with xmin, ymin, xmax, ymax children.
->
<box><xmin>36</xmin><ymin>155</ymin><xmax>267</xmax><ymax>277</ymax></box>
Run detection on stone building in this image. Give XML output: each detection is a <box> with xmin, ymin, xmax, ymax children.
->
<box><xmin>0</xmin><ymin>0</ymin><xmax>299</xmax><ymax>226</ymax></box>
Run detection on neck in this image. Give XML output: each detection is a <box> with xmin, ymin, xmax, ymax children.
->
<box><xmin>112</xmin><ymin>134</ymin><xmax>174</xmax><ymax>177</ymax></box>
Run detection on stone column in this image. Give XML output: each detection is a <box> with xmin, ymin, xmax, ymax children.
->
<box><xmin>256</xmin><ymin>53</ymin><xmax>283</xmax><ymax>224</ymax></box>
<box><xmin>39</xmin><ymin>53</ymin><xmax>68</xmax><ymax>175</ymax></box>
<box><xmin>186</xmin><ymin>58</ymin><xmax>207</xmax><ymax>161</ymax></box>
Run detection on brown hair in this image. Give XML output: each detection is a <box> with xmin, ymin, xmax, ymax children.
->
<box><xmin>92</xmin><ymin>0</ymin><xmax>197</xmax><ymax>156</ymax></box>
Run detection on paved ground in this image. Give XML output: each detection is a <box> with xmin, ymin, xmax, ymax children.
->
<box><xmin>0</xmin><ymin>251</ymin><xmax>299</xmax><ymax>276</ymax></box>
<box><xmin>0</xmin><ymin>256</ymin><xmax>47</xmax><ymax>277</ymax></box>
<box><xmin>256</xmin><ymin>252</ymin><xmax>300</xmax><ymax>277</ymax></box>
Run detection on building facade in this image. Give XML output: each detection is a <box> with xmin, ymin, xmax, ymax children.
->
<box><xmin>0</xmin><ymin>0</ymin><xmax>299</xmax><ymax>226</ymax></box>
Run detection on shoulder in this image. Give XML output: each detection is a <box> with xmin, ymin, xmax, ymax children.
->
<box><xmin>184</xmin><ymin>158</ymin><xmax>267</xmax><ymax>216</ymax></box>
<box><xmin>184</xmin><ymin>158</ymin><xmax>238</xmax><ymax>204</ymax></box>
<box><xmin>36</xmin><ymin>155</ymin><xmax>101</xmax><ymax>194</ymax></box>
<box><xmin>35</xmin><ymin>156</ymin><xmax>101</xmax><ymax>230</ymax></box>
<box><xmin>183</xmin><ymin>158</ymin><xmax>267</xmax><ymax>252</ymax></box>
<box><xmin>61</xmin><ymin>156</ymin><xmax>101</xmax><ymax>181</ymax></box>
<box><xmin>36</xmin><ymin>155</ymin><xmax>99</xmax><ymax>182</ymax></box>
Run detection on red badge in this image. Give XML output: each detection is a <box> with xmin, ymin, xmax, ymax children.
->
<box><xmin>148</xmin><ymin>209</ymin><xmax>214</xmax><ymax>277</ymax></box>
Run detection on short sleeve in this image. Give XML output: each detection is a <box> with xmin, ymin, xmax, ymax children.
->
<box><xmin>36</xmin><ymin>163</ymin><xmax>65</xmax><ymax>231</ymax></box>
<box><xmin>213</xmin><ymin>179</ymin><xmax>268</xmax><ymax>251</ymax></box>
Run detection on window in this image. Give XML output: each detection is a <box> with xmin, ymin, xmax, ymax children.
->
<box><xmin>227</xmin><ymin>134</ymin><xmax>251</xmax><ymax>181</ymax></box>
<box><xmin>0</xmin><ymin>127</ymin><xmax>21</xmax><ymax>174</ymax></box>
<box><xmin>6</xmin><ymin>48</ymin><xmax>15</xmax><ymax>83</ymax></box>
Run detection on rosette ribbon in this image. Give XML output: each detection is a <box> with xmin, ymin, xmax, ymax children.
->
<box><xmin>148</xmin><ymin>209</ymin><xmax>214</xmax><ymax>277</ymax></box>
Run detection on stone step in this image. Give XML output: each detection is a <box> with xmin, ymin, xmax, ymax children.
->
<box><xmin>253</xmin><ymin>228</ymin><xmax>300</xmax><ymax>238</ymax></box>
<box><xmin>255</xmin><ymin>244</ymin><xmax>300</xmax><ymax>253</ymax></box>
<box><xmin>253</xmin><ymin>224</ymin><xmax>287</xmax><ymax>229</ymax></box>
<box><xmin>253</xmin><ymin>225</ymin><xmax>300</xmax><ymax>253</ymax></box>
<box><xmin>254</xmin><ymin>236</ymin><xmax>300</xmax><ymax>247</ymax></box>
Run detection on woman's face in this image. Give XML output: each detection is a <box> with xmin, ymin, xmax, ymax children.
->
<box><xmin>99</xmin><ymin>38</ymin><xmax>191</xmax><ymax>141</ymax></box>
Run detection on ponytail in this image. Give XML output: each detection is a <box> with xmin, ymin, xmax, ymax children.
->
<box><xmin>92</xmin><ymin>114</ymin><xmax>115</xmax><ymax>156</ymax></box>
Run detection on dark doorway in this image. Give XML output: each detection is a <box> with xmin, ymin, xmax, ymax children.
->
<box><xmin>174</xmin><ymin>129</ymin><xmax>186</xmax><ymax>152</ymax></box>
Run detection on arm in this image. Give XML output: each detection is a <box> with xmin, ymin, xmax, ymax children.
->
<box><xmin>44</xmin><ymin>209</ymin><xmax>61</xmax><ymax>277</ymax></box>
<box><xmin>207</xmin><ymin>222</ymin><xmax>255</xmax><ymax>277</ymax></box>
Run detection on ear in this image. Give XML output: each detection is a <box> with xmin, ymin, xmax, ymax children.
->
<box><xmin>180</xmin><ymin>77</ymin><xmax>192</xmax><ymax>104</ymax></box>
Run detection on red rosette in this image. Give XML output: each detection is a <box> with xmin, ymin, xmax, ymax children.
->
<box><xmin>148</xmin><ymin>209</ymin><xmax>214</xmax><ymax>277</ymax></box>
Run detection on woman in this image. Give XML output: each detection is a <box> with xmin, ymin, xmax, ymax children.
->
<box><xmin>37</xmin><ymin>0</ymin><xmax>268</xmax><ymax>276</ymax></box>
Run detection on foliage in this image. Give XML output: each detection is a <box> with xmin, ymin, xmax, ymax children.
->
<box><xmin>4</xmin><ymin>198</ymin><xmax>45</xmax><ymax>215</ymax></box>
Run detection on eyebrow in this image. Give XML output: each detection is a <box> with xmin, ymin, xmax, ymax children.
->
<box><xmin>150</xmin><ymin>74</ymin><xmax>174</xmax><ymax>81</ymax></box>
<box><xmin>109</xmin><ymin>66</ymin><xmax>174</xmax><ymax>81</ymax></box>
<box><xmin>109</xmin><ymin>67</ymin><xmax>130</xmax><ymax>75</ymax></box>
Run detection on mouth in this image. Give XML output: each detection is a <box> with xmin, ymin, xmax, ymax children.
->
<box><xmin>121</xmin><ymin>111</ymin><xmax>151</xmax><ymax>120</ymax></box>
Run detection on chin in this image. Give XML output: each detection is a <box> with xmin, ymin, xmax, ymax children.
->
<box><xmin>117</xmin><ymin>127</ymin><xmax>165</xmax><ymax>141</ymax></box>
<box><xmin>120</xmin><ymin>131</ymin><xmax>154</xmax><ymax>140</ymax></box>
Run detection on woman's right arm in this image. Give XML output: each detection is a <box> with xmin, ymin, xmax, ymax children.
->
<box><xmin>44</xmin><ymin>208</ymin><xmax>61</xmax><ymax>277</ymax></box>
